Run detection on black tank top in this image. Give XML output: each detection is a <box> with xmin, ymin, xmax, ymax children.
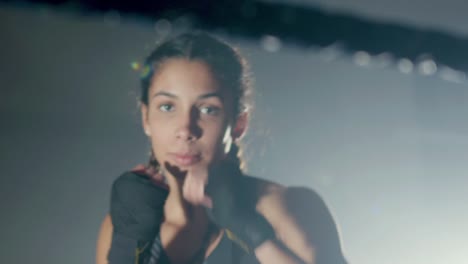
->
<box><xmin>147</xmin><ymin>229</ymin><xmax>259</xmax><ymax>264</ymax></box>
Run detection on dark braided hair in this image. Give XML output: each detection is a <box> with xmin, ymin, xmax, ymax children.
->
<box><xmin>140</xmin><ymin>32</ymin><xmax>253</xmax><ymax>171</ymax></box>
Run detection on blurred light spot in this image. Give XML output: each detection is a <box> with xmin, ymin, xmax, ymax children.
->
<box><xmin>319</xmin><ymin>42</ymin><xmax>344</xmax><ymax>62</ymax></box>
<box><xmin>260</xmin><ymin>35</ymin><xmax>282</xmax><ymax>52</ymax></box>
<box><xmin>418</xmin><ymin>59</ymin><xmax>437</xmax><ymax>75</ymax></box>
<box><xmin>438</xmin><ymin>66</ymin><xmax>466</xmax><ymax>83</ymax></box>
<box><xmin>353</xmin><ymin>51</ymin><xmax>371</xmax><ymax>66</ymax></box>
<box><xmin>130</xmin><ymin>61</ymin><xmax>141</xmax><ymax>71</ymax></box>
<box><xmin>140</xmin><ymin>65</ymin><xmax>152</xmax><ymax>79</ymax></box>
<box><xmin>103</xmin><ymin>10</ymin><xmax>121</xmax><ymax>26</ymax></box>
<box><xmin>374</xmin><ymin>52</ymin><xmax>393</xmax><ymax>68</ymax></box>
<box><xmin>131</xmin><ymin>62</ymin><xmax>152</xmax><ymax>79</ymax></box>
<box><xmin>397</xmin><ymin>58</ymin><xmax>413</xmax><ymax>74</ymax></box>
<box><xmin>154</xmin><ymin>19</ymin><xmax>172</xmax><ymax>37</ymax></box>
<box><xmin>173</xmin><ymin>15</ymin><xmax>195</xmax><ymax>33</ymax></box>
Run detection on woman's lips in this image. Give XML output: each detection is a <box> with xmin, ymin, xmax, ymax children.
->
<box><xmin>172</xmin><ymin>153</ymin><xmax>201</xmax><ymax>166</ymax></box>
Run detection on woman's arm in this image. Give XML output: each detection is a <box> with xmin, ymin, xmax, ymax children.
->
<box><xmin>254</xmin><ymin>239</ymin><xmax>310</xmax><ymax>264</ymax></box>
<box><xmin>96</xmin><ymin>214</ymin><xmax>113</xmax><ymax>264</ymax></box>
<box><xmin>257</xmin><ymin>186</ymin><xmax>348</xmax><ymax>264</ymax></box>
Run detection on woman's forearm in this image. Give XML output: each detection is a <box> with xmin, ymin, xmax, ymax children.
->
<box><xmin>254</xmin><ymin>240</ymin><xmax>313</xmax><ymax>264</ymax></box>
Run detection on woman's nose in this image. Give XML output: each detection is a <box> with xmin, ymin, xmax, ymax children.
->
<box><xmin>176</xmin><ymin>125</ymin><xmax>195</xmax><ymax>141</ymax></box>
<box><xmin>176</xmin><ymin>109</ymin><xmax>201</xmax><ymax>141</ymax></box>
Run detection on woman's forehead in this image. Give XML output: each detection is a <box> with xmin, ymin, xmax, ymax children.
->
<box><xmin>148</xmin><ymin>58</ymin><xmax>236</xmax><ymax>102</ymax></box>
<box><xmin>150</xmin><ymin>59</ymin><xmax>219</xmax><ymax>94</ymax></box>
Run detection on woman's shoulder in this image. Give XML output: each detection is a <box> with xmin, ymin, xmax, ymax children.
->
<box><xmin>240</xmin><ymin>174</ymin><xmax>286</xmax><ymax>198</ymax></box>
<box><xmin>241</xmin><ymin>175</ymin><xmax>324</xmax><ymax>204</ymax></box>
<box><xmin>251</xmin><ymin>178</ymin><xmax>331</xmax><ymax>226</ymax></box>
<box><xmin>253</xmin><ymin>181</ymin><xmax>347</xmax><ymax>263</ymax></box>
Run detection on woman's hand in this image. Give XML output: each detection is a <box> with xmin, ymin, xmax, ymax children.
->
<box><xmin>162</xmin><ymin>161</ymin><xmax>212</xmax><ymax>207</ymax></box>
<box><xmin>182</xmin><ymin>165</ymin><xmax>213</xmax><ymax>207</ymax></box>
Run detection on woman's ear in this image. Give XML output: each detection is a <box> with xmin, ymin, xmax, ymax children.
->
<box><xmin>141</xmin><ymin>104</ymin><xmax>151</xmax><ymax>136</ymax></box>
<box><xmin>232</xmin><ymin>112</ymin><xmax>248</xmax><ymax>141</ymax></box>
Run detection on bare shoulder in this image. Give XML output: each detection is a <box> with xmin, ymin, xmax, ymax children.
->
<box><xmin>241</xmin><ymin>174</ymin><xmax>285</xmax><ymax>200</ymax></box>
<box><xmin>96</xmin><ymin>214</ymin><xmax>113</xmax><ymax>264</ymax></box>
<box><xmin>253</xmin><ymin>182</ymin><xmax>347</xmax><ymax>264</ymax></box>
<box><xmin>278</xmin><ymin>187</ymin><xmax>342</xmax><ymax>242</ymax></box>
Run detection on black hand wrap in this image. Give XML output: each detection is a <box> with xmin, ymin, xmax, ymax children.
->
<box><xmin>205</xmin><ymin>162</ymin><xmax>276</xmax><ymax>253</ymax></box>
<box><xmin>109</xmin><ymin>172</ymin><xmax>168</xmax><ymax>264</ymax></box>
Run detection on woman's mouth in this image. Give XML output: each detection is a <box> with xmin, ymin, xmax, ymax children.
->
<box><xmin>172</xmin><ymin>153</ymin><xmax>201</xmax><ymax>166</ymax></box>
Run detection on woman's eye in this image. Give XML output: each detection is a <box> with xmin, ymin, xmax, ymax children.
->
<box><xmin>200</xmin><ymin>106</ymin><xmax>220</xmax><ymax>116</ymax></box>
<box><xmin>158</xmin><ymin>103</ymin><xmax>174</xmax><ymax>112</ymax></box>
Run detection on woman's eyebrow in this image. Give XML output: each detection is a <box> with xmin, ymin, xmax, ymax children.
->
<box><xmin>197</xmin><ymin>92</ymin><xmax>223</xmax><ymax>100</ymax></box>
<box><xmin>152</xmin><ymin>91</ymin><xmax>177</xmax><ymax>99</ymax></box>
<box><xmin>152</xmin><ymin>91</ymin><xmax>223</xmax><ymax>100</ymax></box>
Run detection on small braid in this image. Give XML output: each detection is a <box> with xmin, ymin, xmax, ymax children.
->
<box><xmin>227</xmin><ymin>143</ymin><xmax>246</xmax><ymax>172</ymax></box>
<box><xmin>148</xmin><ymin>149</ymin><xmax>160</xmax><ymax>171</ymax></box>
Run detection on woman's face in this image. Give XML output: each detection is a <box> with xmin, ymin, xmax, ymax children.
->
<box><xmin>141</xmin><ymin>58</ymin><xmax>239</xmax><ymax>174</ymax></box>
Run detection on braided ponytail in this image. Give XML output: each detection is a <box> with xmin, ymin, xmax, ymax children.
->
<box><xmin>227</xmin><ymin>143</ymin><xmax>246</xmax><ymax>172</ymax></box>
<box><xmin>148</xmin><ymin>149</ymin><xmax>160</xmax><ymax>172</ymax></box>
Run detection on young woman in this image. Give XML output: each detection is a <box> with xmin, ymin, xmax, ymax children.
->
<box><xmin>96</xmin><ymin>32</ymin><xmax>348</xmax><ymax>264</ymax></box>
